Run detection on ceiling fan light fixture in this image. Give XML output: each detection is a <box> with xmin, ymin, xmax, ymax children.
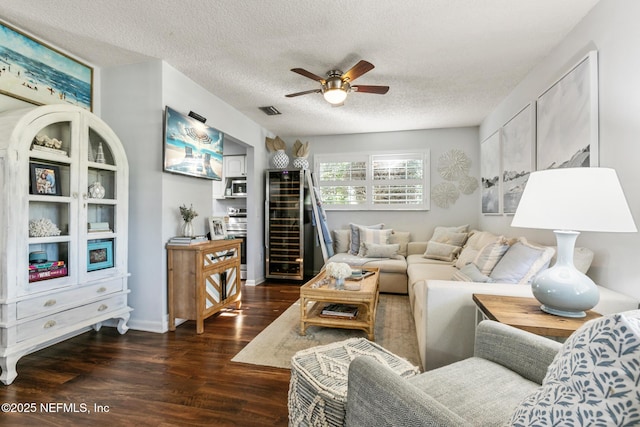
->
<box><xmin>323</xmin><ymin>88</ymin><xmax>348</xmax><ymax>105</ymax></box>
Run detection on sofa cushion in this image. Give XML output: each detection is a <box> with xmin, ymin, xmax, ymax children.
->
<box><xmin>424</xmin><ymin>241</ymin><xmax>462</xmax><ymax>262</ymax></box>
<box><xmin>359</xmin><ymin>242</ymin><xmax>399</xmax><ymax>258</ymax></box>
<box><xmin>509</xmin><ymin>310</ymin><xmax>640</xmax><ymax>427</ymax></box>
<box><xmin>333</xmin><ymin>229</ymin><xmax>351</xmax><ymax>254</ymax></box>
<box><xmin>357</xmin><ymin>228</ymin><xmax>393</xmax><ymax>256</ymax></box>
<box><xmin>328</xmin><ymin>253</ymin><xmax>407</xmax><ymax>274</ymax></box>
<box><xmin>489</xmin><ymin>238</ymin><xmax>554</xmax><ymax>284</ymax></box>
<box><xmin>410</xmin><ymin>357</ymin><xmax>540</xmax><ymax>426</ymax></box>
<box><xmin>452</xmin><ymin>263</ymin><xmax>493</xmax><ymax>283</ymax></box>
<box><xmin>349</xmin><ymin>223</ymin><xmax>384</xmax><ymax>255</ymax></box>
<box><xmin>407</xmin><ymin>263</ymin><xmax>458</xmax><ymax>284</ymax></box>
<box><xmin>389</xmin><ymin>231</ymin><xmax>411</xmax><ymax>257</ymax></box>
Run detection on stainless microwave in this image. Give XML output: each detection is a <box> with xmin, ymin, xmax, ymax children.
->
<box><xmin>229</xmin><ymin>179</ymin><xmax>247</xmax><ymax>196</ymax></box>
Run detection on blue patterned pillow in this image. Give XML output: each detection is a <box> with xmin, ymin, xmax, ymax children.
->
<box><xmin>509</xmin><ymin>310</ymin><xmax>640</xmax><ymax>426</ymax></box>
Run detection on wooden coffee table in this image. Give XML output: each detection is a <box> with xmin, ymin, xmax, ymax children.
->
<box><xmin>299</xmin><ymin>267</ymin><xmax>380</xmax><ymax>340</ymax></box>
<box><xmin>473</xmin><ymin>293</ymin><xmax>601</xmax><ymax>338</ymax></box>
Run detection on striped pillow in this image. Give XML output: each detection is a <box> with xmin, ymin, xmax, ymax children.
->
<box><xmin>473</xmin><ymin>239</ymin><xmax>510</xmax><ymax>275</ymax></box>
<box><xmin>357</xmin><ymin>228</ymin><xmax>392</xmax><ymax>256</ymax></box>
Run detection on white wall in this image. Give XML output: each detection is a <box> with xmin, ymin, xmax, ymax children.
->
<box><xmin>288</xmin><ymin>126</ymin><xmax>480</xmax><ymax>242</ymax></box>
<box><xmin>101</xmin><ymin>60</ymin><xmax>270</xmax><ymax>332</ymax></box>
<box><xmin>479</xmin><ymin>0</ymin><xmax>640</xmax><ymax>300</ymax></box>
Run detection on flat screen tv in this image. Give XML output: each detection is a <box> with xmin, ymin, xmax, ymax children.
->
<box><xmin>163</xmin><ymin>106</ymin><xmax>223</xmax><ymax>180</ymax></box>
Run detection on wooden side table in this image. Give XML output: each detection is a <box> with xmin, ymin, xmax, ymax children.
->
<box><xmin>473</xmin><ymin>293</ymin><xmax>601</xmax><ymax>338</ymax></box>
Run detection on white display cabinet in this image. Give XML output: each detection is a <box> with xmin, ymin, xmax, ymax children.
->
<box><xmin>0</xmin><ymin>105</ymin><xmax>131</xmax><ymax>385</ymax></box>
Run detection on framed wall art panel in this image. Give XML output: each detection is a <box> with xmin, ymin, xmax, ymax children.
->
<box><xmin>0</xmin><ymin>21</ymin><xmax>93</xmax><ymax>111</ymax></box>
<box><xmin>537</xmin><ymin>51</ymin><xmax>598</xmax><ymax>170</ymax></box>
<box><xmin>501</xmin><ymin>102</ymin><xmax>536</xmax><ymax>214</ymax></box>
<box><xmin>481</xmin><ymin>130</ymin><xmax>501</xmax><ymax>215</ymax></box>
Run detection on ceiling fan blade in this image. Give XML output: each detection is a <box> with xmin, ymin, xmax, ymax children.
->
<box><xmin>285</xmin><ymin>89</ymin><xmax>322</xmax><ymax>98</ymax></box>
<box><xmin>342</xmin><ymin>60</ymin><xmax>375</xmax><ymax>82</ymax></box>
<box><xmin>352</xmin><ymin>85</ymin><xmax>390</xmax><ymax>94</ymax></box>
<box><xmin>291</xmin><ymin>68</ymin><xmax>325</xmax><ymax>83</ymax></box>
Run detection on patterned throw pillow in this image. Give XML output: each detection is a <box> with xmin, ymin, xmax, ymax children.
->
<box><xmin>349</xmin><ymin>223</ymin><xmax>384</xmax><ymax>255</ymax></box>
<box><xmin>509</xmin><ymin>310</ymin><xmax>640</xmax><ymax>426</ymax></box>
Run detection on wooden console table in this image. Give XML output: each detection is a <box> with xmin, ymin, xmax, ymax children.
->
<box><xmin>167</xmin><ymin>239</ymin><xmax>242</xmax><ymax>333</ymax></box>
<box><xmin>473</xmin><ymin>293</ymin><xmax>601</xmax><ymax>338</ymax></box>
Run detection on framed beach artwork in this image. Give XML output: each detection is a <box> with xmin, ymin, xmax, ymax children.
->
<box><xmin>501</xmin><ymin>102</ymin><xmax>536</xmax><ymax>214</ymax></box>
<box><xmin>537</xmin><ymin>51</ymin><xmax>598</xmax><ymax>170</ymax></box>
<box><xmin>0</xmin><ymin>21</ymin><xmax>93</xmax><ymax>111</ymax></box>
<box><xmin>481</xmin><ymin>130</ymin><xmax>501</xmax><ymax>214</ymax></box>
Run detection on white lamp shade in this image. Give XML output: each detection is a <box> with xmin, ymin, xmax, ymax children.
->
<box><xmin>511</xmin><ymin>167</ymin><xmax>637</xmax><ymax>233</ymax></box>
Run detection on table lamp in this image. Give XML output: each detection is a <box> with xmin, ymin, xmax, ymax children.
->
<box><xmin>511</xmin><ymin>167</ymin><xmax>637</xmax><ymax>318</ymax></box>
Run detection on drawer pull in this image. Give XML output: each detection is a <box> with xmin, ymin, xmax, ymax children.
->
<box><xmin>209</xmin><ymin>251</ymin><xmax>235</xmax><ymax>261</ymax></box>
<box><xmin>44</xmin><ymin>320</ymin><xmax>57</xmax><ymax>329</ymax></box>
<box><xmin>97</xmin><ymin>287</ymin><xmax>107</xmax><ymax>293</ymax></box>
<box><xmin>44</xmin><ymin>299</ymin><xmax>57</xmax><ymax>307</ymax></box>
<box><xmin>98</xmin><ymin>304</ymin><xmax>108</xmax><ymax>312</ymax></box>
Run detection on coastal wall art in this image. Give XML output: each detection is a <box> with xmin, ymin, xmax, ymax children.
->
<box><xmin>537</xmin><ymin>51</ymin><xmax>598</xmax><ymax>170</ymax></box>
<box><xmin>0</xmin><ymin>21</ymin><xmax>93</xmax><ymax>111</ymax></box>
<box><xmin>501</xmin><ymin>102</ymin><xmax>535</xmax><ymax>214</ymax></box>
<box><xmin>481</xmin><ymin>131</ymin><xmax>501</xmax><ymax>214</ymax></box>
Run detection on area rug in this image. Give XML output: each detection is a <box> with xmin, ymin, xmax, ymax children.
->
<box><xmin>231</xmin><ymin>294</ymin><xmax>421</xmax><ymax>370</ymax></box>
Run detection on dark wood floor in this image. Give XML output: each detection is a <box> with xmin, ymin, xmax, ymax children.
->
<box><xmin>0</xmin><ymin>283</ymin><xmax>301</xmax><ymax>427</ymax></box>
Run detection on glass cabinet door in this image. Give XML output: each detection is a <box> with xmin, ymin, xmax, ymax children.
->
<box><xmin>266</xmin><ymin>170</ymin><xmax>303</xmax><ymax>279</ymax></box>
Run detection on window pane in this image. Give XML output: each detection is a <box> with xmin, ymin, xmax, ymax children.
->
<box><xmin>320</xmin><ymin>186</ymin><xmax>366</xmax><ymax>205</ymax></box>
<box><xmin>319</xmin><ymin>161</ymin><xmax>366</xmax><ymax>181</ymax></box>
<box><xmin>372</xmin><ymin>158</ymin><xmax>423</xmax><ymax>181</ymax></box>
<box><xmin>373</xmin><ymin>185</ymin><xmax>423</xmax><ymax>204</ymax></box>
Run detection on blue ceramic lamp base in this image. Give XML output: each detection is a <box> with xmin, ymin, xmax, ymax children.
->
<box><xmin>531</xmin><ymin>230</ymin><xmax>599</xmax><ymax>318</ymax></box>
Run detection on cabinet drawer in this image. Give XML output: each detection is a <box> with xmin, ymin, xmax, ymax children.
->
<box><xmin>17</xmin><ymin>279</ymin><xmax>124</xmax><ymax>320</ymax></box>
<box><xmin>17</xmin><ymin>294</ymin><xmax>127</xmax><ymax>342</ymax></box>
<box><xmin>202</xmin><ymin>246</ymin><xmax>238</xmax><ymax>268</ymax></box>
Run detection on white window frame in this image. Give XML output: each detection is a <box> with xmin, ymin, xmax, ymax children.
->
<box><xmin>314</xmin><ymin>149</ymin><xmax>430</xmax><ymax>211</ymax></box>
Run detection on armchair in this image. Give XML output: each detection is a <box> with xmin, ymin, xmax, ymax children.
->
<box><xmin>345</xmin><ymin>320</ymin><xmax>561</xmax><ymax>426</ymax></box>
<box><xmin>347</xmin><ymin>311</ymin><xmax>640</xmax><ymax>426</ymax></box>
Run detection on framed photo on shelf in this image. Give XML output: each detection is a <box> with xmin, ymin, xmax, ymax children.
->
<box><xmin>208</xmin><ymin>216</ymin><xmax>227</xmax><ymax>240</ymax></box>
<box><xmin>30</xmin><ymin>162</ymin><xmax>61</xmax><ymax>195</ymax></box>
<box><xmin>0</xmin><ymin>22</ymin><xmax>93</xmax><ymax>111</ymax></box>
<box><xmin>87</xmin><ymin>240</ymin><xmax>114</xmax><ymax>271</ymax></box>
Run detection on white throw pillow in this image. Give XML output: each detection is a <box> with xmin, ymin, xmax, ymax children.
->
<box><xmin>489</xmin><ymin>238</ymin><xmax>554</xmax><ymax>284</ymax></box>
<box><xmin>423</xmin><ymin>241</ymin><xmax>462</xmax><ymax>262</ymax></box>
<box><xmin>359</xmin><ymin>242</ymin><xmax>400</xmax><ymax>258</ymax></box>
<box><xmin>452</xmin><ymin>263</ymin><xmax>494</xmax><ymax>283</ymax></box>
<box><xmin>349</xmin><ymin>223</ymin><xmax>384</xmax><ymax>255</ymax></box>
<box><xmin>509</xmin><ymin>310</ymin><xmax>640</xmax><ymax>426</ymax></box>
<box><xmin>332</xmin><ymin>229</ymin><xmax>351</xmax><ymax>254</ymax></box>
<box><xmin>389</xmin><ymin>231</ymin><xmax>411</xmax><ymax>257</ymax></box>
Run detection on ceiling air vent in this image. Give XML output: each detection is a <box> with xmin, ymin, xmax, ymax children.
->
<box><xmin>259</xmin><ymin>106</ymin><xmax>281</xmax><ymax>116</ymax></box>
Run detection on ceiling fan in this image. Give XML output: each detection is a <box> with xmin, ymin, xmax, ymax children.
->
<box><xmin>285</xmin><ymin>60</ymin><xmax>389</xmax><ymax>105</ymax></box>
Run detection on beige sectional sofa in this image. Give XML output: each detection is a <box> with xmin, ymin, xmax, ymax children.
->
<box><xmin>328</xmin><ymin>226</ymin><xmax>640</xmax><ymax>371</ymax></box>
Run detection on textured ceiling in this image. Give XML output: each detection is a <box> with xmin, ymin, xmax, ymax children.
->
<box><xmin>1</xmin><ymin>0</ymin><xmax>598</xmax><ymax>137</ymax></box>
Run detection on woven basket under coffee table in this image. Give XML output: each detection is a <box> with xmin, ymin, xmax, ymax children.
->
<box><xmin>288</xmin><ymin>337</ymin><xmax>419</xmax><ymax>427</ymax></box>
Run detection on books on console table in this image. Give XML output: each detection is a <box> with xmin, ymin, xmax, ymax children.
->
<box><xmin>320</xmin><ymin>304</ymin><xmax>359</xmax><ymax>319</ymax></box>
<box><xmin>168</xmin><ymin>235</ymin><xmax>209</xmax><ymax>245</ymax></box>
